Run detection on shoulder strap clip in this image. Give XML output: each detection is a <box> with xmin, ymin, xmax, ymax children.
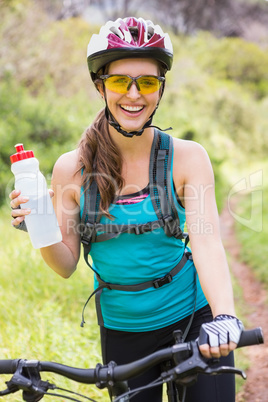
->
<box><xmin>153</xmin><ymin>273</ymin><xmax>173</xmax><ymax>289</ymax></box>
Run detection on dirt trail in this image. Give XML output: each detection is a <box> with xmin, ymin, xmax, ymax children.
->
<box><xmin>219</xmin><ymin>203</ymin><xmax>268</xmax><ymax>402</ymax></box>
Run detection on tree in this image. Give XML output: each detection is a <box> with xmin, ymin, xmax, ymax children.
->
<box><xmin>35</xmin><ymin>0</ymin><xmax>91</xmax><ymax>19</ymax></box>
<box><xmin>90</xmin><ymin>0</ymin><xmax>146</xmax><ymax>20</ymax></box>
<box><xmin>33</xmin><ymin>0</ymin><xmax>268</xmax><ymax>42</ymax></box>
<box><xmin>152</xmin><ymin>0</ymin><xmax>243</xmax><ymax>36</ymax></box>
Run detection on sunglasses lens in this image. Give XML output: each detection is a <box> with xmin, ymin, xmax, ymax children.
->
<box><xmin>137</xmin><ymin>77</ymin><xmax>161</xmax><ymax>94</ymax></box>
<box><xmin>103</xmin><ymin>75</ymin><xmax>163</xmax><ymax>94</ymax></box>
<box><xmin>104</xmin><ymin>76</ymin><xmax>131</xmax><ymax>94</ymax></box>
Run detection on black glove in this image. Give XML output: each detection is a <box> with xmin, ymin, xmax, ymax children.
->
<box><xmin>11</xmin><ymin>205</ymin><xmax>28</xmax><ymax>232</ymax></box>
<box><xmin>198</xmin><ymin>314</ymin><xmax>243</xmax><ymax>347</ymax></box>
<box><xmin>13</xmin><ymin>220</ymin><xmax>28</xmax><ymax>232</ymax></box>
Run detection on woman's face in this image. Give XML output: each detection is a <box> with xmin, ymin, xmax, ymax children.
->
<box><xmin>100</xmin><ymin>58</ymin><xmax>162</xmax><ymax>135</ymax></box>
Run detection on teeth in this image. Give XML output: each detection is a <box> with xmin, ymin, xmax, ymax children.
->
<box><xmin>121</xmin><ymin>105</ymin><xmax>143</xmax><ymax>112</ymax></box>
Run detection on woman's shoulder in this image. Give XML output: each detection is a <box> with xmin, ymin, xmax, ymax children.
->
<box><xmin>54</xmin><ymin>149</ymin><xmax>79</xmax><ymax>168</ymax></box>
<box><xmin>52</xmin><ymin>150</ymin><xmax>81</xmax><ymax>183</ymax></box>
<box><xmin>173</xmin><ymin>137</ymin><xmax>211</xmax><ymax>166</ymax></box>
<box><xmin>172</xmin><ymin>137</ymin><xmax>214</xmax><ymax>184</ymax></box>
<box><xmin>173</xmin><ymin>137</ymin><xmax>207</xmax><ymax>153</ymax></box>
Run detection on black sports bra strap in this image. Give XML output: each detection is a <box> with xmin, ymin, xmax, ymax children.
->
<box><xmin>149</xmin><ymin>130</ymin><xmax>163</xmax><ymax>219</ymax></box>
<box><xmin>149</xmin><ymin>129</ymin><xmax>177</xmax><ymax>219</ymax></box>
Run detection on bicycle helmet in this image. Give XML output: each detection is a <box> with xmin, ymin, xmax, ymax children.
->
<box><xmin>87</xmin><ymin>17</ymin><xmax>173</xmax><ymax>77</ymax></box>
<box><xmin>87</xmin><ymin>17</ymin><xmax>174</xmax><ymax>137</ymax></box>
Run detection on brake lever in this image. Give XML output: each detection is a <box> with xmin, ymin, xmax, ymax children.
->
<box><xmin>163</xmin><ymin>340</ymin><xmax>247</xmax><ymax>385</ymax></box>
<box><xmin>0</xmin><ymin>388</ymin><xmax>16</xmax><ymax>396</ymax></box>
<box><xmin>3</xmin><ymin>359</ymin><xmax>54</xmax><ymax>402</ymax></box>
<box><xmin>204</xmin><ymin>365</ymin><xmax>247</xmax><ymax>379</ymax></box>
<box><xmin>172</xmin><ymin>341</ymin><xmax>208</xmax><ymax>378</ymax></box>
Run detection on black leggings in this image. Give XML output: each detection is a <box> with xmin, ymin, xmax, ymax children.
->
<box><xmin>100</xmin><ymin>305</ymin><xmax>235</xmax><ymax>402</ymax></box>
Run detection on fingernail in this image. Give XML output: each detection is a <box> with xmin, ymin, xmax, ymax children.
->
<box><xmin>22</xmin><ymin>196</ymin><xmax>29</xmax><ymax>201</ymax></box>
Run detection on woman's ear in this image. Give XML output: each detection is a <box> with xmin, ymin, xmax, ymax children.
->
<box><xmin>94</xmin><ymin>79</ymin><xmax>105</xmax><ymax>98</ymax></box>
<box><xmin>98</xmin><ymin>84</ymin><xmax>105</xmax><ymax>98</ymax></box>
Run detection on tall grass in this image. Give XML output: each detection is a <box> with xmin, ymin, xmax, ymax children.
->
<box><xmin>0</xmin><ymin>207</ymin><xmax>110</xmax><ymax>401</ymax></box>
<box><xmin>234</xmin><ymin>163</ymin><xmax>268</xmax><ymax>289</ymax></box>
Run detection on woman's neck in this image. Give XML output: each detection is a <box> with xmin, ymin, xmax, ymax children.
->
<box><xmin>108</xmin><ymin>126</ymin><xmax>155</xmax><ymax>195</ymax></box>
<box><xmin>109</xmin><ymin>126</ymin><xmax>155</xmax><ymax>159</ymax></box>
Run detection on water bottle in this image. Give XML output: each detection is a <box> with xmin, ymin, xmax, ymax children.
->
<box><xmin>10</xmin><ymin>143</ymin><xmax>62</xmax><ymax>249</ymax></box>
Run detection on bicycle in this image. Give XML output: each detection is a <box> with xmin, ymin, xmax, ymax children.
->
<box><xmin>0</xmin><ymin>327</ymin><xmax>264</xmax><ymax>402</ymax></box>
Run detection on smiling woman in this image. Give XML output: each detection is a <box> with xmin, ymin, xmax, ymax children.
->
<box><xmin>9</xmin><ymin>17</ymin><xmax>243</xmax><ymax>402</ymax></box>
<box><xmin>96</xmin><ymin>58</ymin><xmax>162</xmax><ymax>136</ymax></box>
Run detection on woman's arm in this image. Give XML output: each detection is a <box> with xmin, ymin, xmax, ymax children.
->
<box><xmin>39</xmin><ymin>151</ymin><xmax>81</xmax><ymax>278</ymax></box>
<box><xmin>175</xmin><ymin>140</ymin><xmax>235</xmax><ymax>317</ymax></box>
<box><xmin>10</xmin><ymin>150</ymin><xmax>81</xmax><ymax>279</ymax></box>
<box><xmin>173</xmin><ymin>139</ymin><xmax>238</xmax><ymax>357</ymax></box>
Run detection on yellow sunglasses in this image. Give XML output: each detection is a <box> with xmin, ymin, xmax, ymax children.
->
<box><xmin>99</xmin><ymin>74</ymin><xmax>165</xmax><ymax>95</ymax></box>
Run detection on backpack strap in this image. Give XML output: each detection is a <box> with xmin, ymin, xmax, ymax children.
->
<box><xmin>96</xmin><ymin>250</ymin><xmax>190</xmax><ymax>291</ymax></box>
<box><xmin>149</xmin><ymin>130</ymin><xmax>184</xmax><ymax>240</ymax></box>
<box><xmin>81</xmin><ymin>129</ymin><xmax>185</xmax><ymax>253</ymax></box>
<box><xmin>80</xmin><ymin>250</ymin><xmax>192</xmax><ymax>327</ymax></box>
<box><xmin>81</xmin><ymin>178</ymin><xmax>101</xmax><ymax>247</ymax></box>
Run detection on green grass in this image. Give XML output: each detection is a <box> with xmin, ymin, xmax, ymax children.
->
<box><xmin>234</xmin><ymin>163</ymin><xmax>268</xmax><ymax>290</ymax></box>
<box><xmin>0</xmin><ymin>207</ymin><xmax>110</xmax><ymax>401</ymax></box>
<box><xmin>229</xmin><ymin>162</ymin><xmax>268</xmax><ymax>393</ymax></box>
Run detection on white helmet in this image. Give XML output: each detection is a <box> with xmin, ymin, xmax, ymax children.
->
<box><xmin>87</xmin><ymin>17</ymin><xmax>173</xmax><ymax>79</ymax></box>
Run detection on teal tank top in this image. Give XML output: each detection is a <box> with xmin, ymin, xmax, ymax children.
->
<box><xmin>80</xmin><ymin>149</ymin><xmax>208</xmax><ymax>332</ymax></box>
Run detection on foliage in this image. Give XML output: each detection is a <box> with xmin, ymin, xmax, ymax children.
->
<box><xmin>0</xmin><ymin>75</ymin><xmax>102</xmax><ymax>205</ymax></box>
<box><xmin>0</xmin><ymin>207</ymin><xmax>110</xmax><ymax>401</ymax></box>
<box><xmin>31</xmin><ymin>0</ymin><xmax>268</xmax><ymax>44</ymax></box>
<box><xmin>235</xmin><ymin>164</ymin><xmax>268</xmax><ymax>289</ymax></box>
<box><xmin>0</xmin><ymin>1</ymin><xmax>103</xmax><ymax>205</ymax></box>
<box><xmin>0</xmin><ymin>0</ymin><xmax>98</xmax><ymax>97</ymax></box>
<box><xmin>189</xmin><ymin>33</ymin><xmax>268</xmax><ymax>99</ymax></box>
<box><xmin>155</xmin><ymin>31</ymin><xmax>268</xmax><ymax>209</ymax></box>
<box><xmin>1</xmin><ymin>1</ymin><xmax>268</xmax><ymax>212</ymax></box>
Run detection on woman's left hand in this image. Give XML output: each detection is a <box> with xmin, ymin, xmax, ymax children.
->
<box><xmin>198</xmin><ymin>314</ymin><xmax>244</xmax><ymax>358</ymax></box>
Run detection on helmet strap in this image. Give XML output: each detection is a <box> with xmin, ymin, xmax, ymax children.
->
<box><xmin>104</xmin><ymin>106</ymin><xmax>156</xmax><ymax>138</ymax></box>
<box><xmin>102</xmin><ymin>81</ymin><xmax>171</xmax><ymax>138</ymax></box>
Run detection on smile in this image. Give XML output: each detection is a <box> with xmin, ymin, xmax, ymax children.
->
<box><xmin>120</xmin><ymin>105</ymin><xmax>144</xmax><ymax>112</ymax></box>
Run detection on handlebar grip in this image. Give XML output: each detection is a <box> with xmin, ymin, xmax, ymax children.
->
<box><xmin>0</xmin><ymin>359</ymin><xmax>19</xmax><ymax>374</ymax></box>
<box><xmin>238</xmin><ymin>327</ymin><xmax>264</xmax><ymax>348</ymax></box>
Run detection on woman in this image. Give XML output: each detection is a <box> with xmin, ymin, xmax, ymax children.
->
<box><xmin>10</xmin><ymin>17</ymin><xmax>243</xmax><ymax>401</ymax></box>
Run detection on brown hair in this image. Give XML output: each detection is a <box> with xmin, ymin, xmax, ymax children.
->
<box><xmin>78</xmin><ymin>108</ymin><xmax>124</xmax><ymax>218</ymax></box>
<box><xmin>78</xmin><ymin>60</ymin><xmax>166</xmax><ymax>218</ymax></box>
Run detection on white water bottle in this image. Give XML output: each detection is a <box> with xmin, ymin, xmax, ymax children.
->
<box><xmin>10</xmin><ymin>143</ymin><xmax>62</xmax><ymax>249</ymax></box>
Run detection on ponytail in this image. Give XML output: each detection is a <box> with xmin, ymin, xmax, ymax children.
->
<box><xmin>78</xmin><ymin>108</ymin><xmax>123</xmax><ymax>218</ymax></box>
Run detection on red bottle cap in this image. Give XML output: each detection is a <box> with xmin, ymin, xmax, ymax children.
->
<box><xmin>10</xmin><ymin>144</ymin><xmax>34</xmax><ymax>164</ymax></box>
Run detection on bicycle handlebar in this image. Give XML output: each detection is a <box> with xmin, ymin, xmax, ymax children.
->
<box><xmin>0</xmin><ymin>359</ymin><xmax>19</xmax><ymax>375</ymax></box>
<box><xmin>0</xmin><ymin>328</ymin><xmax>264</xmax><ymax>382</ymax></box>
<box><xmin>0</xmin><ymin>327</ymin><xmax>264</xmax><ymax>402</ymax></box>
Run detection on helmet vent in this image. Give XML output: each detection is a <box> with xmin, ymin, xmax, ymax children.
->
<box><xmin>147</xmin><ymin>26</ymin><xmax>154</xmax><ymax>40</ymax></box>
<box><xmin>129</xmin><ymin>27</ymin><xmax>139</xmax><ymax>42</ymax></box>
<box><xmin>87</xmin><ymin>17</ymin><xmax>173</xmax><ymax>74</ymax></box>
<box><xmin>110</xmin><ymin>26</ymin><xmax>124</xmax><ymax>39</ymax></box>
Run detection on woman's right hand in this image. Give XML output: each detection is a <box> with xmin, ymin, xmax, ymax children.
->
<box><xmin>9</xmin><ymin>189</ymin><xmax>31</xmax><ymax>227</ymax></box>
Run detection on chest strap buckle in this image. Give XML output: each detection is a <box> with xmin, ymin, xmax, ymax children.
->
<box><xmin>153</xmin><ymin>273</ymin><xmax>173</xmax><ymax>289</ymax></box>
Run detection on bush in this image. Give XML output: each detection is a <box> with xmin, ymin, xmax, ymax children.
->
<box><xmin>0</xmin><ymin>0</ymin><xmax>97</xmax><ymax>98</ymax></box>
<box><xmin>1</xmin><ymin>1</ymin><xmax>268</xmax><ymax>212</ymax></box>
<box><xmin>179</xmin><ymin>32</ymin><xmax>268</xmax><ymax>99</ymax></box>
<box><xmin>235</xmin><ymin>165</ymin><xmax>268</xmax><ymax>287</ymax></box>
<box><xmin>0</xmin><ymin>75</ymin><xmax>102</xmax><ymax>205</ymax></box>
